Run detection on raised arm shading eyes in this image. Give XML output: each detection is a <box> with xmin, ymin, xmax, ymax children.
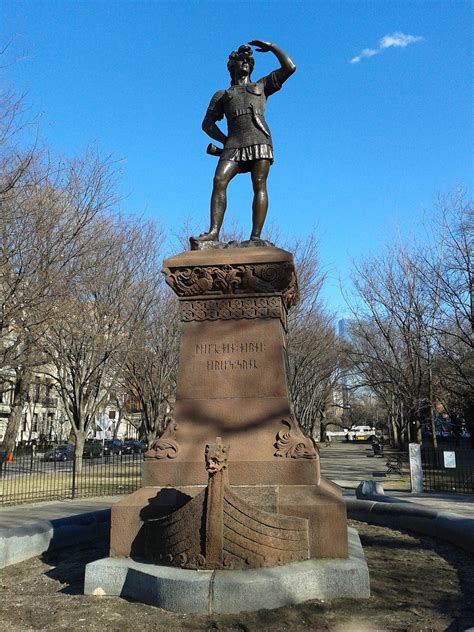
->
<box><xmin>248</xmin><ymin>40</ymin><xmax>296</xmax><ymax>86</ymax></box>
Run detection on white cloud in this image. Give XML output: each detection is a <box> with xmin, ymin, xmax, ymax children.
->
<box><xmin>379</xmin><ymin>32</ymin><xmax>424</xmax><ymax>49</ymax></box>
<box><xmin>350</xmin><ymin>48</ymin><xmax>378</xmax><ymax>64</ymax></box>
<box><xmin>350</xmin><ymin>31</ymin><xmax>424</xmax><ymax>63</ymax></box>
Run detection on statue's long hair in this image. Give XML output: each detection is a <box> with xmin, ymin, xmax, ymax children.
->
<box><xmin>227</xmin><ymin>45</ymin><xmax>255</xmax><ymax>84</ymax></box>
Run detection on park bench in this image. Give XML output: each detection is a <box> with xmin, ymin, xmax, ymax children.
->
<box><xmin>385</xmin><ymin>454</ymin><xmax>403</xmax><ymax>476</ymax></box>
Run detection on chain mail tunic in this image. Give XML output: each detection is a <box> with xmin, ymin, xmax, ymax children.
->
<box><xmin>204</xmin><ymin>70</ymin><xmax>284</xmax><ymax>172</ymax></box>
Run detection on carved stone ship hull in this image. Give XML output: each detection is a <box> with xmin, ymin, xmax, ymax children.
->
<box><xmin>144</xmin><ymin>442</ymin><xmax>310</xmax><ymax>570</ymax></box>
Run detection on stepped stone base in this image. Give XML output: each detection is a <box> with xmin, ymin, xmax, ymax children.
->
<box><xmin>86</xmin><ymin>527</ymin><xmax>369</xmax><ymax>613</ymax></box>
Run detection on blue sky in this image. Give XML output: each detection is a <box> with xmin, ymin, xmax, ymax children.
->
<box><xmin>2</xmin><ymin>0</ymin><xmax>472</xmax><ymax>315</ymax></box>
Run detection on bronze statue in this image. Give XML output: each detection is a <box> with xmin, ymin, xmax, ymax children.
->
<box><xmin>190</xmin><ymin>41</ymin><xmax>296</xmax><ymax>249</ymax></box>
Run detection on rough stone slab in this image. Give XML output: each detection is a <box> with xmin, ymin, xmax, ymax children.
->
<box><xmin>356</xmin><ymin>480</ymin><xmax>385</xmax><ymax>498</ymax></box>
<box><xmin>84</xmin><ymin>527</ymin><xmax>369</xmax><ymax>613</ymax></box>
<box><xmin>84</xmin><ymin>557</ymin><xmax>212</xmax><ymax>613</ymax></box>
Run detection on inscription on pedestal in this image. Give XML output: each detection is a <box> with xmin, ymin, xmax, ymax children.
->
<box><xmin>195</xmin><ymin>341</ymin><xmax>266</xmax><ymax>372</ymax></box>
<box><xmin>177</xmin><ymin>318</ymin><xmax>287</xmax><ymax>399</ymax></box>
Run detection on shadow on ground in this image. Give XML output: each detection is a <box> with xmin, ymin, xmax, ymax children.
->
<box><xmin>42</xmin><ymin>538</ymin><xmax>109</xmax><ymax>595</ymax></box>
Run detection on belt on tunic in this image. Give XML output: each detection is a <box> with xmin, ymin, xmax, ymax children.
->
<box><xmin>229</xmin><ymin>106</ymin><xmax>270</xmax><ymax>138</ymax></box>
<box><xmin>229</xmin><ymin>107</ymin><xmax>264</xmax><ymax>118</ymax></box>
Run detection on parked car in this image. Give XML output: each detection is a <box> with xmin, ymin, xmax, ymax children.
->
<box><xmin>42</xmin><ymin>444</ymin><xmax>75</xmax><ymax>462</ymax></box>
<box><xmin>103</xmin><ymin>439</ymin><xmax>123</xmax><ymax>456</ymax></box>
<box><xmin>122</xmin><ymin>440</ymin><xmax>146</xmax><ymax>455</ymax></box>
<box><xmin>82</xmin><ymin>440</ymin><xmax>104</xmax><ymax>458</ymax></box>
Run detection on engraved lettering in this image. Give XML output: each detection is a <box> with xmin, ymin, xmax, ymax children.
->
<box><xmin>196</xmin><ymin>341</ymin><xmax>266</xmax><ymax>355</ymax></box>
<box><xmin>205</xmin><ymin>357</ymin><xmax>258</xmax><ymax>371</ymax></box>
<box><xmin>200</xmin><ymin>339</ymin><xmax>264</xmax><ymax>370</ymax></box>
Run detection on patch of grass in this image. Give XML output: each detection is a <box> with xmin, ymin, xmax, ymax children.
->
<box><xmin>0</xmin><ymin>460</ymin><xmax>142</xmax><ymax>505</ymax></box>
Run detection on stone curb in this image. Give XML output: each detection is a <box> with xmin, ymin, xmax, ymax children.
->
<box><xmin>0</xmin><ymin>508</ymin><xmax>110</xmax><ymax>569</ymax></box>
<box><xmin>345</xmin><ymin>496</ymin><xmax>474</xmax><ymax>554</ymax></box>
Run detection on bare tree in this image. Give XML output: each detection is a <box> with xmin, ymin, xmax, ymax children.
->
<box><xmin>41</xmin><ymin>214</ymin><xmax>163</xmax><ymax>471</ymax></box>
<box><xmin>0</xmin><ymin>150</ymin><xmax>121</xmax><ymax>454</ymax></box>
<box><xmin>283</xmin><ymin>232</ymin><xmax>342</xmax><ymax>441</ymax></box>
<box><xmin>345</xmin><ymin>191</ymin><xmax>473</xmax><ymax>448</ymax></box>
<box><xmin>121</xmin><ymin>291</ymin><xmax>180</xmax><ymax>445</ymax></box>
<box><xmin>345</xmin><ymin>246</ymin><xmax>437</xmax><ymax>447</ymax></box>
<box><xmin>417</xmin><ymin>192</ymin><xmax>473</xmax><ymax>444</ymax></box>
<box><xmin>288</xmin><ymin>310</ymin><xmax>343</xmax><ymax>440</ymax></box>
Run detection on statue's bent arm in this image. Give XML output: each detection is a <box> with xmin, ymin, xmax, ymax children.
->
<box><xmin>202</xmin><ymin>89</ymin><xmax>227</xmax><ymax>144</ymax></box>
<box><xmin>202</xmin><ymin>115</ymin><xmax>227</xmax><ymax>145</ymax></box>
<box><xmin>248</xmin><ymin>40</ymin><xmax>296</xmax><ymax>87</ymax></box>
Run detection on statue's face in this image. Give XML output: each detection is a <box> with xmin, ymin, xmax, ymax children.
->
<box><xmin>232</xmin><ymin>57</ymin><xmax>251</xmax><ymax>78</ymax></box>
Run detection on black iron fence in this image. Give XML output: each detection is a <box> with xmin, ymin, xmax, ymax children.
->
<box><xmin>0</xmin><ymin>451</ymin><xmax>143</xmax><ymax>506</ymax></box>
<box><xmin>421</xmin><ymin>447</ymin><xmax>474</xmax><ymax>493</ymax></box>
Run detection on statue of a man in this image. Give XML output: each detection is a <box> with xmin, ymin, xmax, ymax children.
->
<box><xmin>190</xmin><ymin>40</ymin><xmax>296</xmax><ymax>248</ymax></box>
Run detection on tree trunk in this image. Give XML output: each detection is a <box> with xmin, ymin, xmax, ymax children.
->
<box><xmin>1</xmin><ymin>369</ymin><xmax>31</xmax><ymax>454</ymax></box>
<box><xmin>319</xmin><ymin>410</ymin><xmax>327</xmax><ymax>442</ymax></box>
<box><xmin>416</xmin><ymin>418</ymin><xmax>422</xmax><ymax>444</ymax></box>
<box><xmin>73</xmin><ymin>430</ymin><xmax>86</xmax><ymax>475</ymax></box>
<box><xmin>428</xmin><ymin>365</ymin><xmax>438</xmax><ymax>448</ymax></box>
<box><xmin>465</xmin><ymin>401</ymin><xmax>474</xmax><ymax>449</ymax></box>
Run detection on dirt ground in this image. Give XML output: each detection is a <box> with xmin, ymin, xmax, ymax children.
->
<box><xmin>1</xmin><ymin>520</ymin><xmax>473</xmax><ymax>632</ymax></box>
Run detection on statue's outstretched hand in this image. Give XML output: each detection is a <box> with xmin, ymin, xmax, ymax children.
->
<box><xmin>248</xmin><ymin>40</ymin><xmax>272</xmax><ymax>53</ymax></box>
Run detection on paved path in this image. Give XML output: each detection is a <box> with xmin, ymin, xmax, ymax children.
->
<box><xmin>0</xmin><ymin>496</ymin><xmax>119</xmax><ymax>529</ymax></box>
<box><xmin>319</xmin><ymin>441</ymin><xmax>409</xmax><ymax>490</ymax></box>
<box><xmin>320</xmin><ymin>442</ymin><xmax>474</xmax><ymax>519</ymax></box>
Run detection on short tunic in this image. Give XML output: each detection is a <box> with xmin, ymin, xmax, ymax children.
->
<box><xmin>204</xmin><ymin>70</ymin><xmax>284</xmax><ymax>169</ymax></box>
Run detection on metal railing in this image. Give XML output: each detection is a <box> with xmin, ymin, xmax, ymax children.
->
<box><xmin>0</xmin><ymin>450</ymin><xmax>143</xmax><ymax>506</ymax></box>
<box><xmin>421</xmin><ymin>447</ymin><xmax>474</xmax><ymax>493</ymax></box>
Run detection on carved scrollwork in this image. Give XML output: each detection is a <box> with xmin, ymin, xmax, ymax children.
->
<box><xmin>163</xmin><ymin>262</ymin><xmax>299</xmax><ymax>309</ymax></box>
<box><xmin>274</xmin><ymin>418</ymin><xmax>318</xmax><ymax>459</ymax></box>
<box><xmin>180</xmin><ymin>296</ymin><xmax>283</xmax><ymax>322</ymax></box>
<box><xmin>144</xmin><ymin>420</ymin><xmax>179</xmax><ymax>460</ymax></box>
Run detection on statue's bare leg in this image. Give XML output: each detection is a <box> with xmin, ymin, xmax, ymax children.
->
<box><xmin>250</xmin><ymin>159</ymin><xmax>270</xmax><ymax>240</ymax></box>
<box><xmin>193</xmin><ymin>160</ymin><xmax>240</xmax><ymax>243</ymax></box>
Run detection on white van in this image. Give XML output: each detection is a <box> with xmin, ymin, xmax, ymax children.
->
<box><xmin>344</xmin><ymin>425</ymin><xmax>376</xmax><ymax>442</ymax></box>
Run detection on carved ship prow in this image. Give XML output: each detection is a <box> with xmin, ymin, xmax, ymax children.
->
<box><xmin>144</xmin><ymin>439</ymin><xmax>310</xmax><ymax>570</ymax></box>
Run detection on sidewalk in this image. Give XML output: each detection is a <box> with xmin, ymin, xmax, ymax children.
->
<box><xmin>0</xmin><ymin>496</ymin><xmax>118</xmax><ymax>569</ymax></box>
<box><xmin>2</xmin><ymin>490</ymin><xmax>473</xmax><ymax>530</ymax></box>
<box><xmin>0</xmin><ymin>496</ymin><xmax>118</xmax><ymax>529</ymax></box>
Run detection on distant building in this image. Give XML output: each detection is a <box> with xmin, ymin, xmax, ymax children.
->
<box><xmin>338</xmin><ymin>318</ymin><xmax>348</xmax><ymax>339</ymax></box>
<box><xmin>0</xmin><ymin>368</ymin><xmax>138</xmax><ymax>446</ymax></box>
